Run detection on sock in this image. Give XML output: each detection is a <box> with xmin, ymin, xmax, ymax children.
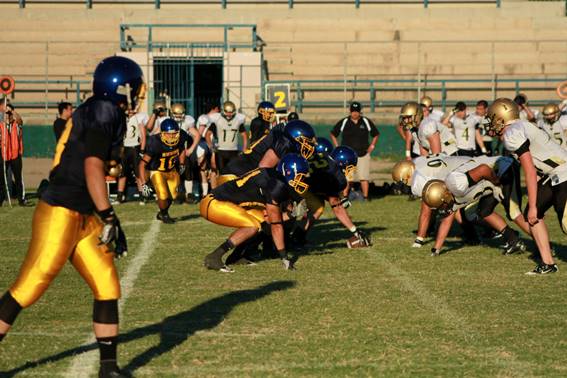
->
<box><xmin>0</xmin><ymin>333</ymin><xmax>5</xmax><ymax>341</ymax></box>
<box><xmin>501</xmin><ymin>226</ymin><xmax>518</xmax><ymax>244</ymax></box>
<box><xmin>210</xmin><ymin>239</ymin><xmax>235</xmax><ymax>259</ymax></box>
<box><xmin>160</xmin><ymin>208</ymin><xmax>169</xmax><ymax>217</ymax></box>
<box><xmin>184</xmin><ymin>181</ymin><xmax>193</xmax><ymax>195</ymax></box>
<box><xmin>201</xmin><ymin>183</ymin><xmax>209</xmax><ymax>196</ymax></box>
<box><xmin>97</xmin><ymin>336</ymin><xmax>118</xmax><ymax>363</ymax></box>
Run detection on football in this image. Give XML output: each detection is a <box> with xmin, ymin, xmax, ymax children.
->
<box><xmin>347</xmin><ymin>235</ymin><xmax>368</xmax><ymax>249</ymax></box>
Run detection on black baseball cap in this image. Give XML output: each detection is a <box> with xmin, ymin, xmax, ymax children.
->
<box><xmin>350</xmin><ymin>102</ymin><xmax>362</xmax><ymax>112</ymax></box>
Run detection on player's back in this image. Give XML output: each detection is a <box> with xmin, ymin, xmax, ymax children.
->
<box><xmin>307</xmin><ymin>154</ymin><xmax>347</xmax><ymax>197</ymax></box>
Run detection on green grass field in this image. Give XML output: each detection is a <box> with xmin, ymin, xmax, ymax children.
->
<box><xmin>1</xmin><ymin>195</ymin><xmax>567</xmax><ymax>377</ymax></box>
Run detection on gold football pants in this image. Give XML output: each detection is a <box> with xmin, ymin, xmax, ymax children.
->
<box><xmin>200</xmin><ymin>194</ymin><xmax>265</xmax><ymax>229</ymax></box>
<box><xmin>9</xmin><ymin>201</ymin><xmax>120</xmax><ymax>308</ymax></box>
<box><xmin>150</xmin><ymin>170</ymin><xmax>180</xmax><ymax>201</ymax></box>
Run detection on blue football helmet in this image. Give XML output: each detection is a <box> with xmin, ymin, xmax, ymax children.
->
<box><xmin>315</xmin><ymin>137</ymin><xmax>334</xmax><ymax>156</ymax></box>
<box><xmin>330</xmin><ymin>146</ymin><xmax>358</xmax><ymax>177</ymax></box>
<box><xmin>284</xmin><ymin>120</ymin><xmax>317</xmax><ymax>160</ymax></box>
<box><xmin>258</xmin><ymin>101</ymin><xmax>276</xmax><ymax>122</ymax></box>
<box><xmin>93</xmin><ymin>56</ymin><xmax>145</xmax><ymax>111</ymax></box>
<box><xmin>277</xmin><ymin>153</ymin><xmax>310</xmax><ymax>195</ymax></box>
<box><xmin>160</xmin><ymin>118</ymin><xmax>180</xmax><ymax>147</ymax></box>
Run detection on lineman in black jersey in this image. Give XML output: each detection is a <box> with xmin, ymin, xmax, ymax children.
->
<box><xmin>139</xmin><ymin>119</ymin><xmax>190</xmax><ymax>224</ymax></box>
<box><xmin>200</xmin><ymin>153</ymin><xmax>309</xmax><ymax>272</ymax></box>
<box><xmin>295</xmin><ymin>145</ymin><xmax>370</xmax><ymax>246</ymax></box>
<box><xmin>249</xmin><ymin>101</ymin><xmax>276</xmax><ymax>144</ymax></box>
<box><xmin>0</xmin><ymin>56</ymin><xmax>143</xmax><ymax>378</ymax></box>
<box><xmin>217</xmin><ymin>120</ymin><xmax>316</xmax><ymax>185</ymax></box>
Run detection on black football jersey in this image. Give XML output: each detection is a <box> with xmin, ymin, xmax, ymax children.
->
<box><xmin>220</xmin><ymin>125</ymin><xmax>295</xmax><ymax>176</ymax></box>
<box><xmin>213</xmin><ymin>168</ymin><xmax>299</xmax><ymax>206</ymax></box>
<box><xmin>42</xmin><ymin>96</ymin><xmax>126</xmax><ymax>214</ymax></box>
<box><xmin>145</xmin><ymin>130</ymin><xmax>191</xmax><ymax>172</ymax></box>
<box><xmin>306</xmin><ymin>153</ymin><xmax>347</xmax><ymax>197</ymax></box>
<box><xmin>249</xmin><ymin>116</ymin><xmax>271</xmax><ymax>144</ymax></box>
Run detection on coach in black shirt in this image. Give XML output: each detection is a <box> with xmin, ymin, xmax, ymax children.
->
<box><xmin>330</xmin><ymin>102</ymin><xmax>379</xmax><ymax>200</ymax></box>
<box><xmin>53</xmin><ymin>102</ymin><xmax>73</xmax><ymax>142</ymax></box>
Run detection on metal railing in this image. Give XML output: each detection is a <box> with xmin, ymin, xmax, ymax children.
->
<box><xmin>119</xmin><ymin>23</ymin><xmax>258</xmax><ymax>52</ymax></box>
<box><xmin>3</xmin><ymin>0</ymin><xmax>501</xmax><ymax>9</ymax></box>
<box><xmin>264</xmin><ymin>77</ymin><xmax>566</xmax><ymax>112</ymax></box>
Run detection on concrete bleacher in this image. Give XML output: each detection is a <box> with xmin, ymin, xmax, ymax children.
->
<box><xmin>0</xmin><ymin>0</ymin><xmax>565</xmax><ymax>123</ymax></box>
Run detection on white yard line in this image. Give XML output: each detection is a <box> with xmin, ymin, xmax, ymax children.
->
<box><xmin>367</xmin><ymin>251</ymin><xmax>534</xmax><ymax>375</ymax></box>
<box><xmin>64</xmin><ymin>220</ymin><xmax>161</xmax><ymax>378</ymax></box>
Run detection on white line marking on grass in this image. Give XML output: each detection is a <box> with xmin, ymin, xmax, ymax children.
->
<box><xmin>368</xmin><ymin>251</ymin><xmax>534</xmax><ymax>374</ymax></box>
<box><xmin>64</xmin><ymin>220</ymin><xmax>161</xmax><ymax>378</ymax></box>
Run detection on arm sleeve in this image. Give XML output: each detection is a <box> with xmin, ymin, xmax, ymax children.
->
<box><xmin>330</xmin><ymin>119</ymin><xmax>343</xmax><ymax>137</ymax></box>
<box><xmin>238</xmin><ymin>122</ymin><xmax>246</xmax><ymax>133</ymax></box>
<box><xmin>368</xmin><ymin>118</ymin><xmax>380</xmax><ymax>137</ymax></box>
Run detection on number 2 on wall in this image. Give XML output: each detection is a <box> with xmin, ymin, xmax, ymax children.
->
<box><xmin>274</xmin><ymin>91</ymin><xmax>287</xmax><ymax>109</ymax></box>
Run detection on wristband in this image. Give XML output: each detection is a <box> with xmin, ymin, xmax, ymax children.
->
<box><xmin>405</xmin><ymin>150</ymin><xmax>411</xmax><ymax>158</ymax></box>
<box><xmin>96</xmin><ymin>207</ymin><xmax>115</xmax><ymax>221</ymax></box>
<box><xmin>481</xmin><ymin>147</ymin><xmax>487</xmax><ymax>154</ymax></box>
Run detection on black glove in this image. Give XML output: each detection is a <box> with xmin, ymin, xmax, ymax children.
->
<box><xmin>353</xmin><ymin>229</ymin><xmax>371</xmax><ymax>246</ymax></box>
<box><xmin>179</xmin><ymin>164</ymin><xmax>186</xmax><ymax>176</ymax></box>
<box><xmin>97</xmin><ymin>207</ymin><xmax>128</xmax><ymax>259</ymax></box>
<box><xmin>153</xmin><ymin>107</ymin><xmax>163</xmax><ymax>115</ymax></box>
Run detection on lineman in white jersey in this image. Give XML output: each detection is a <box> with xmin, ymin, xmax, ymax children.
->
<box><xmin>399</xmin><ymin>102</ymin><xmax>458</xmax><ymax>159</ymax></box>
<box><xmin>538</xmin><ymin>103</ymin><xmax>567</xmax><ymax>149</ymax></box>
<box><xmin>206</xmin><ymin>101</ymin><xmax>248</xmax><ymax>172</ymax></box>
<box><xmin>117</xmin><ymin>109</ymin><xmax>148</xmax><ymax>203</ymax></box>
<box><xmin>423</xmin><ymin>155</ymin><xmax>529</xmax><ymax>256</ymax></box>
<box><xmin>486</xmin><ymin>98</ymin><xmax>567</xmax><ymax>274</ymax></box>
<box><xmin>443</xmin><ymin>101</ymin><xmax>488</xmax><ymax>156</ymax></box>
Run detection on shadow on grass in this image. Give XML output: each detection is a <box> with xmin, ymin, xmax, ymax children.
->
<box><xmin>174</xmin><ymin>213</ymin><xmax>201</xmax><ymax>222</ymax></box>
<box><xmin>0</xmin><ymin>281</ymin><xmax>295</xmax><ymax>377</ymax></box>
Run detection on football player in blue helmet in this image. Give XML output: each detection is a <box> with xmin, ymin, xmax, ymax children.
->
<box><xmin>330</xmin><ymin>145</ymin><xmax>358</xmax><ymax>179</ymax></box>
<box><xmin>139</xmin><ymin>118</ymin><xmax>190</xmax><ymax>224</ymax></box>
<box><xmin>284</xmin><ymin>120</ymin><xmax>317</xmax><ymax>160</ymax></box>
<box><xmin>200</xmin><ymin>153</ymin><xmax>309</xmax><ymax>272</ymax></box>
<box><xmin>315</xmin><ymin>137</ymin><xmax>334</xmax><ymax>156</ymax></box>
<box><xmin>0</xmin><ymin>56</ymin><xmax>144</xmax><ymax>378</ymax></box>
<box><xmin>249</xmin><ymin>101</ymin><xmax>276</xmax><ymax>144</ymax></box>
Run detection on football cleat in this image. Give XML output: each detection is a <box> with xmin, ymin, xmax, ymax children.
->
<box><xmin>98</xmin><ymin>364</ymin><xmax>132</xmax><ymax>378</ymax></box>
<box><xmin>525</xmin><ymin>264</ymin><xmax>558</xmax><ymax>275</ymax></box>
<box><xmin>204</xmin><ymin>253</ymin><xmax>234</xmax><ymax>273</ymax></box>
<box><xmin>502</xmin><ymin>238</ymin><xmax>526</xmax><ymax>255</ymax></box>
<box><xmin>430</xmin><ymin>248</ymin><xmax>440</xmax><ymax>257</ymax></box>
<box><xmin>281</xmin><ymin>258</ymin><xmax>295</xmax><ymax>270</ymax></box>
<box><xmin>156</xmin><ymin>212</ymin><xmax>175</xmax><ymax>224</ymax></box>
<box><xmin>412</xmin><ymin>238</ymin><xmax>425</xmax><ymax>248</ymax></box>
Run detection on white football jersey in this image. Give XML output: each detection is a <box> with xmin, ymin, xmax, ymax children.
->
<box><xmin>175</xmin><ymin>115</ymin><xmax>196</xmax><ymax>134</ymax></box>
<box><xmin>450</xmin><ymin>114</ymin><xmax>479</xmax><ymax>151</ymax></box>
<box><xmin>410</xmin><ymin>155</ymin><xmax>471</xmax><ymax>197</ymax></box>
<box><xmin>504</xmin><ymin>119</ymin><xmax>567</xmax><ymax>185</ymax></box>
<box><xmin>208</xmin><ymin>112</ymin><xmax>247</xmax><ymax>151</ymax></box>
<box><xmin>150</xmin><ymin>116</ymin><xmax>168</xmax><ymax>135</ymax></box>
<box><xmin>124</xmin><ymin>112</ymin><xmax>148</xmax><ymax>147</ymax></box>
<box><xmin>417</xmin><ymin>118</ymin><xmax>458</xmax><ymax>156</ymax></box>
<box><xmin>430</xmin><ymin>109</ymin><xmax>445</xmax><ymax>123</ymax></box>
<box><xmin>537</xmin><ymin>115</ymin><xmax>567</xmax><ymax>149</ymax></box>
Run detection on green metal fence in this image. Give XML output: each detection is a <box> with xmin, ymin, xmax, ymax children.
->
<box><xmin>8</xmin><ymin>0</ymin><xmax>501</xmax><ymax>9</ymax></box>
<box><xmin>265</xmin><ymin>78</ymin><xmax>566</xmax><ymax>113</ymax></box>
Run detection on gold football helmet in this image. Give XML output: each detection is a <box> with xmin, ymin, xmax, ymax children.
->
<box><xmin>223</xmin><ymin>101</ymin><xmax>236</xmax><ymax>120</ymax></box>
<box><xmin>105</xmin><ymin>160</ymin><xmax>123</xmax><ymax>178</ymax></box>
<box><xmin>392</xmin><ymin>160</ymin><xmax>415</xmax><ymax>185</ymax></box>
<box><xmin>399</xmin><ymin>102</ymin><xmax>424</xmax><ymax>130</ymax></box>
<box><xmin>422</xmin><ymin>179</ymin><xmax>454</xmax><ymax>211</ymax></box>
<box><xmin>171</xmin><ymin>103</ymin><xmax>185</xmax><ymax>122</ymax></box>
<box><xmin>485</xmin><ymin>98</ymin><xmax>519</xmax><ymax>136</ymax></box>
<box><xmin>153</xmin><ymin>100</ymin><xmax>166</xmax><ymax>114</ymax></box>
<box><xmin>542</xmin><ymin>103</ymin><xmax>560</xmax><ymax>124</ymax></box>
<box><xmin>420</xmin><ymin>96</ymin><xmax>433</xmax><ymax>109</ymax></box>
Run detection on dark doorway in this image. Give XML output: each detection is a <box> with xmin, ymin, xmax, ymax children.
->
<box><xmin>153</xmin><ymin>59</ymin><xmax>222</xmax><ymax>117</ymax></box>
<box><xmin>194</xmin><ymin>63</ymin><xmax>223</xmax><ymax>117</ymax></box>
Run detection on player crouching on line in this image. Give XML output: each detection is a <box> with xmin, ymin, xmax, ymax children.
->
<box><xmin>139</xmin><ymin>118</ymin><xmax>190</xmax><ymax>224</ymax></box>
<box><xmin>422</xmin><ymin>155</ymin><xmax>530</xmax><ymax>257</ymax></box>
<box><xmin>200</xmin><ymin>153</ymin><xmax>310</xmax><ymax>272</ymax></box>
<box><xmin>295</xmin><ymin>140</ymin><xmax>371</xmax><ymax>248</ymax></box>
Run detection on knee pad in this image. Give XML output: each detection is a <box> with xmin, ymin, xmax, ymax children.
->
<box><xmin>93</xmin><ymin>299</ymin><xmax>119</xmax><ymax>324</ymax></box>
<box><xmin>0</xmin><ymin>292</ymin><xmax>22</xmax><ymax>325</ymax></box>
